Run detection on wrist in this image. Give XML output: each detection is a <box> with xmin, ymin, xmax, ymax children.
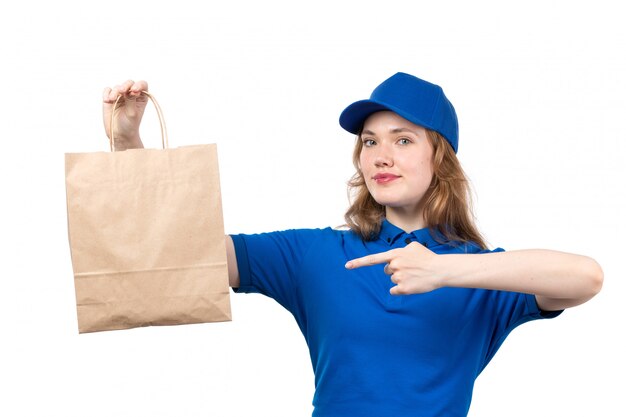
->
<box><xmin>112</xmin><ymin>135</ymin><xmax>143</xmax><ymax>151</ymax></box>
<box><xmin>434</xmin><ymin>254</ymin><xmax>462</xmax><ymax>289</ymax></box>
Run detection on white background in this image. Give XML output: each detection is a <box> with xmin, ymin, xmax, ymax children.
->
<box><xmin>1</xmin><ymin>1</ymin><xmax>624</xmax><ymax>416</ymax></box>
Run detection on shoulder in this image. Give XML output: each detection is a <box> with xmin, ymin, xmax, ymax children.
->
<box><xmin>273</xmin><ymin>224</ymin><xmax>358</xmax><ymax>239</ymax></box>
<box><xmin>230</xmin><ymin>225</ymin><xmax>355</xmax><ymax>248</ymax></box>
<box><xmin>438</xmin><ymin>240</ymin><xmax>506</xmax><ymax>254</ymax></box>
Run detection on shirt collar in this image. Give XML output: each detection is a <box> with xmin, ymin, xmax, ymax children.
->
<box><xmin>378</xmin><ymin>218</ymin><xmax>445</xmax><ymax>248</ymax></box>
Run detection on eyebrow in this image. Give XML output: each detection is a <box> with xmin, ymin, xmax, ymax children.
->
<box><xmin>361</xmin><ymin>127</ymin><xmax>419</xmax><ymax>136</ymax></box>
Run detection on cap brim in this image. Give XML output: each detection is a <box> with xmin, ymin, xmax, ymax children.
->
<box><xmin>339</xmin><ymin>100</ymin><xmax>392</xmax><ymax>134</ymax></box>
<box><xmin>339</xmin><ymin>99</ymin><xmax>432</xmax><ymax>135</ymax></box>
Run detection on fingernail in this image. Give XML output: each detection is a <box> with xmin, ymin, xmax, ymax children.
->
<box><xmin>345</xmin><ymin>262</ymin><xmax>352</xmax><ymax>269</ymax></box>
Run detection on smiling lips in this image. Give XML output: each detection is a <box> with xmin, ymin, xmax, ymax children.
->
<box><xmin>373</xmin><ymin>173</ymin><xmax>400</xmax><ymax>184</ymax></box>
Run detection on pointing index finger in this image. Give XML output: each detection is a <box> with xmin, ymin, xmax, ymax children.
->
<box><xmin>345</xmin><ymin>250</ymin><xmax>396</xmax><ymax>269</ymax></box>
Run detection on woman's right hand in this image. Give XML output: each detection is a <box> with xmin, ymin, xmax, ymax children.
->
<box><xmin>102</xmin><ymin>79</ymin><xmax>149</xmax><ymax>150</ymax></box>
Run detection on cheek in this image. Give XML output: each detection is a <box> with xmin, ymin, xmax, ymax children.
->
<box><xmin>422</xmin><ymin>163</ymin><xmax>435</xmax><ymax>185</ymax></box>
<box><xmin>422</xmin><ymin>159</ymin><xmax>434</xmax><ymax>180</ymax></box>
<box><xmin>359</xmin><ymin>153</ymin><xmax>371</xmax><ymax>173</ymax></box>
<box><xmin>405</xmin><ymin>157</ymin><xmax>434</xmax><ymax>185</ymax></box>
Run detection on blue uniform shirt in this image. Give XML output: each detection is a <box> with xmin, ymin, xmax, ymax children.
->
<box><xmin>231</xmin><ymin>219</ymin><xmax>560</xmax><ymax>417</ymax></box>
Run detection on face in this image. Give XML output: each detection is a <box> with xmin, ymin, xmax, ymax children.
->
<box><xmin>359</xmin><ymin>111</ymin><xmax>434</xmax><ymax>214</ymax></box>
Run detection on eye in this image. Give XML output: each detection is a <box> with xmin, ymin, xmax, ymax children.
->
<box><xmin>362</xmin><ymin>138</ymin><xmax>376</xmax><ymax>147</ymax></box>
<box><xmin>398</xmin><ymin>137</ymin><xmax>412</xmax><ymax>145</ymax></box>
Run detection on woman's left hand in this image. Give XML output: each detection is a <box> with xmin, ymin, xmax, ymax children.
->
<box><xmin>345</xmin><ymin>242</ymin><xmax>443</xmax><ymax>295</ymax></box>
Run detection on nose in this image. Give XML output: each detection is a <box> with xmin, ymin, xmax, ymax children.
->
<box><xmin>374</xmin><ymin>146</ymin><xmax>393</xmax><ymax>167</ymax></box>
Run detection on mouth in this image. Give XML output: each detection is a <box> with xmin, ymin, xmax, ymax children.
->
<box><xmin>373</xmin><ymin>174</ymin><xmax>400</xmax><ymax>184</ymax></box>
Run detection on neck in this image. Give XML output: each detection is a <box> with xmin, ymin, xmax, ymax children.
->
<box><xmin>385</xmin><ymin>206</ymin><xmax>427</xmax><ymax>233</ymax></box>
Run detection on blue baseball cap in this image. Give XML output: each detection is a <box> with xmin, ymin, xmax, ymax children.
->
<box><xmin>339</xmin><ymin>72</ymin><xmax>459</xmax><ymax>153</ymax></box>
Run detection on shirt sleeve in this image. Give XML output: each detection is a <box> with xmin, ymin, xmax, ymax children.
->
<box><xmin>229</xmin><ymin>228</ymin><xmax>323</xmax><ymax>313</ymax></box>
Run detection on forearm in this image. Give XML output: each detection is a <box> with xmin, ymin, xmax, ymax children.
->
<box><xmin>225</xmin><ymin>235</ymin><xmax>240</xmax><ymax>288</ymax></box>
<box><xmin>439</xmin><ymin>249</ymin><xmax>603</xmax><ymax>308</ymax></box>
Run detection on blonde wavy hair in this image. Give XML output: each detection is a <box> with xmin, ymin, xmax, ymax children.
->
<box><xmin>344</xmin><ymin>129</ymin><xmax>487</xmax><ymax>249</ymax></box>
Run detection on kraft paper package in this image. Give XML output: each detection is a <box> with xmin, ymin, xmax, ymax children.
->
<box><xmin>65</xmin><ymin>92</ymin><xmax>231</xmax><ymax>333</ymax></box>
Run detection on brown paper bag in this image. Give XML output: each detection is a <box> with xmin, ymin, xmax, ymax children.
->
<box><xmin>65</xmin><ymin>92</ymin><xmax>231</xmax><ymax>333</ymax></box>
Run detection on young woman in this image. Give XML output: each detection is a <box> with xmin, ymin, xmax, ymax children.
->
<box><xmin>102</xmin><ymin>72</ymin><xmax>603</xmax><ymax>417</ymax></box>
